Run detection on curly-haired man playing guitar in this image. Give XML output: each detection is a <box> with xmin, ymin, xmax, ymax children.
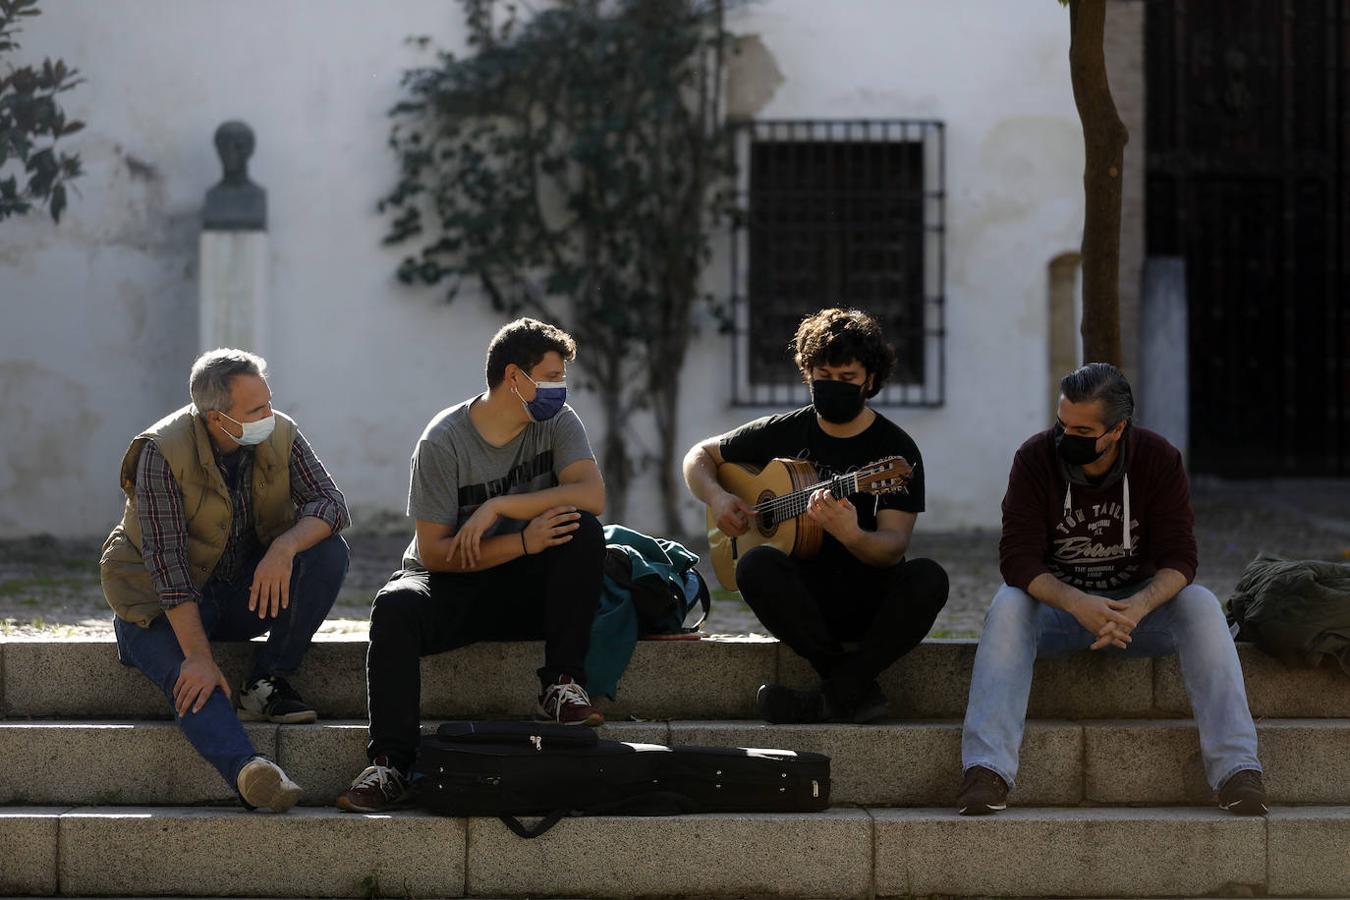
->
<box><xmin>683</xmin><ymin>308</ymin><xmax>950</xmax><ymax>724</ymax></box>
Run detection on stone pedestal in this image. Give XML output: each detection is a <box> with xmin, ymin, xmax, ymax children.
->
<box><xmin>199</xmin><ymin>120</ymin><xmax>268</xmax><ymax>353</ymax></box>
<box><xmin>198</xmin><ymin>231</ymin><xmax>267</xmax><ymax>353</ymax></box>
<box><xmin>1047</xmin><ymin>252</ymin><xmax>1082</xmax><ymax>416</ymax></box>
<box><xmin>1139</xmin><ymin>256</ymin><xmax>1188</xmax><ymax>458</ymax></box>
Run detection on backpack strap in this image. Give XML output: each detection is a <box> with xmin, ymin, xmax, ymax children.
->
<box><xmin>500</xmin><ymin>810</ymin><xmax>567</xmax><ymax>839</ymax></box>
<box><xmin>685</xmin><ymin>569</ymin><xmax>711</xmax><ymax>632</ymax></box>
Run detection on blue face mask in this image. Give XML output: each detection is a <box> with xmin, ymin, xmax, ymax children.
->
<box><xmin>515</xmin><ymin>371</ymin><xmax>567</xmax><ymax>422</ymax></box>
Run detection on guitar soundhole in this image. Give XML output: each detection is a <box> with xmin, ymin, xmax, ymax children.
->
<box><xmin>756</xmin><ymin>490</ymin><xmax>778</xmax><ymax>538</ymax></box>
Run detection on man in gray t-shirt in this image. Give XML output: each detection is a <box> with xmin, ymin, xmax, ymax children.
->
<box><xmin>401</xmin><ymin>398</ymin><xmax>595</xmax><ymax>569</ymax></box>
<box><xmin>339</xmin><ymin>318</ymin><xmax>608</xmax><ymax>814</ymax></box>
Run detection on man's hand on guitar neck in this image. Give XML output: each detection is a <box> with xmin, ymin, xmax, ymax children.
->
<box><xmin>806</xmin><ymin>488</ymin><xmax>862</xmax><ymax>542</ymax></box>
<box><xmin>809</xmin><ymin>489</ymin><xmax>917</xmax><ymax>568</ymax></box>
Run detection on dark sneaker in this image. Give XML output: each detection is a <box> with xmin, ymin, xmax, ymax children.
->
<box><xmin>336</xmin><ymin>756</ymin><xmax>413</xmax><ymax>813</ymax></box>
<box><xmin>236</xmin><ymin>756</ymin><xmax>303</xmax><ymax>812</ymax></box>
<box><xmin>957</xmin><ymin>765</ymin><xmax>1009</xmax><ymax>815</ymax></box>
<box><xmin>1218</xmin><ymin>769</ymin><xmax>1268</xmax><ymax>816</ymax></box>
<box><xmin>756</xmin><ymin>683</ymin><xmax>827</xmax><ymax>724</ymax></box>
<box><xmin>846</xmin><ymin>681</ymin><xmax>891</xmax><ymax>724</ymax></box>
<box><xmin>238</xmin><ymin>675</ymin><xmax>317</xmax><ymax>724</ymax></box>
<box><xmin>537</xmin><ymin>675</ymin><xmax>604</xmax><ymax>727</ymax></box>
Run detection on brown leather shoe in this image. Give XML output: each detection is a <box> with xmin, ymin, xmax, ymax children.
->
<box><xmin>957</xmin><ymin>765</ymin><xmax>1009</xmax><ymax>815</ymax></box>
<box><xmin>1218</xmin><ymin>769</ymin><xmax>1268</xmax><ymax>816</ymax></box>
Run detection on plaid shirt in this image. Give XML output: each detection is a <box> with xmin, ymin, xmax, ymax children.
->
<box><xmin>135</xmin><ymin>430</ymin><xmax>350</xmax><ymax>608</ymax></box>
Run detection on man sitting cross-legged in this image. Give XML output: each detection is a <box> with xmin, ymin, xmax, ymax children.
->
<box><xmin>958</xmin><ymin>362</ymin><xmax>1266</xmax><ymax>817</ymax></box>
<box><xmin>337</xmin><ymin>318</ymin><xmax>606</xmax><ymax>813</ymax></box>
<box><xmin>683</xmin><ymin>307</ymin><xmax>950</xmax><ymax>724</ymax></box>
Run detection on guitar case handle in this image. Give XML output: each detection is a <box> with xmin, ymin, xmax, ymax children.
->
<box><xmin>500</xmin><ymin>810</ymin><xmax>566</xmax><ymax>839</ymax></box>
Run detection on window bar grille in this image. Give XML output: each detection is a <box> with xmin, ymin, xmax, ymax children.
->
<box><xmin>727</xmin><ymin>118</ymin><xmax>946</xmax><ymax>408</ymax></box>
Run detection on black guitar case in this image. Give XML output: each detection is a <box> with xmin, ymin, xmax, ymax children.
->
<box><xmin>413</xmin><ymin>721</ymin><xmax>830</xmax><ymax>837</ymax></box>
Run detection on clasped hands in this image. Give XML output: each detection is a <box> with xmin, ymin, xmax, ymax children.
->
<box><xmin>1070</xmin><ymin>591</ymin><xmax>1148</xmax><ymax>650</ymax></box>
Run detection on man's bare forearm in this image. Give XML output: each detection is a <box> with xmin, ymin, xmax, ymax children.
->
<box><xmin>683</xmin><ymin>445</ymin><xmax>726</xmax><ymax>505</ymax></box>
<box><xmin>271</xmin><ymin>516</ymin><xmax>333</xmax><ymax>557</ymax></box>
<box><xmin>1026</xmin><ymin>572</ymin><xmax>1084</xmax><ymax>612</ymax></box>
<box><xmin>840</xmin><ymin>528</ymin><xmax>909</xmax><ymax>568</ymax></box>
<box><xmin>491</xmin><ymin>481</ymin><xmax>604</xmax><ymax>520</ymax></box>
<box><xmin>164</xmin><ymin>602</ymin><xmax>213</xmax><ymax>660</ymax></box>
<box><xmin>1127</xmin><ymin>568</ymin><xmax>1188</xmax><ymax>617</ymax></box>
<box><xmin>420</xmin><ymin>532</ymin><xmax>526</xmax><ymax>574</ymax></box>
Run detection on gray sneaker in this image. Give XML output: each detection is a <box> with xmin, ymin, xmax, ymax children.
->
<box><xmin>236</xmin><ymin>757</ymin><xmax>303</xmax><ymax>812</ymax></box>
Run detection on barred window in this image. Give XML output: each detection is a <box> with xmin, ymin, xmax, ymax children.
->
<box><xmin>728</xmin><ymin>120</ymin><xmax>946</xmax><ymax>406</ymax></box>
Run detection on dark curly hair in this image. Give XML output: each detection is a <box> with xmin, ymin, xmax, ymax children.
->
<box><xmin>791</xmin><ymin>308</ymin><xmax>895</xmax><ymax>398</ymax></box>
<box><xmin>485</xmin><ymin>318</ymin><xmax>577</xmax><ymax>388</ymax></box>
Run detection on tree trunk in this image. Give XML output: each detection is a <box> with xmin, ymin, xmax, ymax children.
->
<box><xmin>597</xmin><ymin>353</ymin><xmax>630</xmax><ymax>523</ymax></box>
<box><xmin>1068</xmin><ymin>0</ymin><xmax>1128</xmax><ymax>367</ymax></box>
<box><xmin>651</xmin><ymin>356</ymin><xmax>685</xmax><ymax>538</ymax></box>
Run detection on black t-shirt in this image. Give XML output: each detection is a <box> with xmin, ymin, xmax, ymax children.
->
<box><xmin>718</xmin><ymin>406</ymin><xmax>925</xmax><ymax>567</ymax></box>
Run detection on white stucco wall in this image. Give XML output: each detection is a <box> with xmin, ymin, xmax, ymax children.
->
<box><xmin>0</xmin><ymin>0</ymin><xmax>1084</xmax><ymax>539</ymax></box>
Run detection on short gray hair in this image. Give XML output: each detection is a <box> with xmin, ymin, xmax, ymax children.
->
<box><xmin>190</xmin><ymin>348</ymin><xmax>267</xmax><ymax>413</ymax></box>
<box><xmin>1060</xmin><ymin>362</ymin><xmax>1134</xmax><ymax>427</ymax></box>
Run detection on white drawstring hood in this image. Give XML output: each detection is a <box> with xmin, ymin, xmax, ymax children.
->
<box><xmin>1061</xmin><ymin>425</ymin><xmax>1133</xmax><ymax>554</ymax></box>
<box><xmin>1121</xmin><ymin>473</ymin><xmax>1132</xmax><ymax>552</ymax></box>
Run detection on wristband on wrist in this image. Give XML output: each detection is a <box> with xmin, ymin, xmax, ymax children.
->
<box><xmin>520</xmin><ymin>530</ymin><xmax>529</xmax><ymax>556</ymax></box>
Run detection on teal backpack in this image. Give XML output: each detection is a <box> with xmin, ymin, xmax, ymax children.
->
<box><xmin>584</xmin><ymin>524</ymin><xmax>711</xmax><ymax>699</ymax></box>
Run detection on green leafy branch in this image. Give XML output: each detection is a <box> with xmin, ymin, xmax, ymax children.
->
<box><xmin>0</xmin><ymin>0</ymin><xmax>84</xmax><ymax>223</ymax></box>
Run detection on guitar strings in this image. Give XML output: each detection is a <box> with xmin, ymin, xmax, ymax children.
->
<box><xmin>752</xmin><ymin>474</ymin><xmax>859</xmax><ymax>524</ymax></box>
<box><xmin>748</xmin><ymin>464</ymin><xmax>908</xmax><ymax>525</ymax></box>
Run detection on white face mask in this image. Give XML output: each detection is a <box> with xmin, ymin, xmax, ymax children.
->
<box><xmin>218</xmin><ymin>411</ymin><xmax>276</xmax><ymax>446</ymax></box>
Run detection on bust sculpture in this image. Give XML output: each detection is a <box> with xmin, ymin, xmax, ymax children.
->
<box><xmin>203</xmin><ymin>120</ymin><xmax>267</xmax><ymax>231</ymax></box>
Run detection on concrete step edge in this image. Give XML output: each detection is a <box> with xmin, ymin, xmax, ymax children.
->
<box><xmin>2</xmin><ymin>806</ymin><xmax>1347</xmax><ymax>898</ymax></box>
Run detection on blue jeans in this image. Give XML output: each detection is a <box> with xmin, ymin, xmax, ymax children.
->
<box><xmin>961</xmin><ymin>582</ymin><xmax>1261</xmax><ymax>790</ymax></box>
<box><xmin>114</xmin><ymin>534</ymin><xmax>348</xmax><ymax>788</ymax></box>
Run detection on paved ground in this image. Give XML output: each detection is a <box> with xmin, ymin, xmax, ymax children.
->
<box><xmin>2</xmin><ymin>478</ymin><xmax>1347</xmax><ymax>640</ymax></box>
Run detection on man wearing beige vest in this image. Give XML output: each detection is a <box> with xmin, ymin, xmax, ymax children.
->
<box><xmin>101</xmin><ymin>349</ymin><xmax>350</xmax><ymax>812</ymax></box>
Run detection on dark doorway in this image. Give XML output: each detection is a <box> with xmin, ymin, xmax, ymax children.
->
<box><xmin>1146</xmin><ymin>0</ymin><xmax>1348</xmax><ymax>476</ymax></box>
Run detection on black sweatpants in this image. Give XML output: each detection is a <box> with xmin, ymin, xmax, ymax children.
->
<box><xmin>735</xmin><ymin>545</ymin><xmax>949</xmax><ymax>709</ymax></box>
<box><xmin>365</xmin><ymin>511</ymin><xmax>604</xmax><ymax>768</ymax></box>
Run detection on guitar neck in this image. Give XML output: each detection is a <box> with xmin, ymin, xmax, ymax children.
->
<box><xmin>756</xmin><ymin>472</ymin><xmax>859</xmax><ymax>521</ymax></box>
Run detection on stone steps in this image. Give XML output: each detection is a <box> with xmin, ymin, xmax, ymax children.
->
<box><xmin>5</xmin><ymin>635</ymin><xmax>1348</xmax><ymax>898</ymax></box>
<box><xmin>4</xmin><ymin>717</ymin><xmax>1350</xmax><ymax>808</ymax></box>
<box><xmin>4</xmin><ymin>637</ymin><xmax>1348</xmax><ymax>720</ymax></box>
<box><xmin>2</xmin><ymin>806</ymin><xmax>1346</xmax><ymax>897</ymax></box>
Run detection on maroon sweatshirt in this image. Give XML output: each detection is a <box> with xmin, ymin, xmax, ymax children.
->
<box><xmin>999</xmin><ymin>425</ymin><xmax>1198</xmax><ymax>593</ymax></box>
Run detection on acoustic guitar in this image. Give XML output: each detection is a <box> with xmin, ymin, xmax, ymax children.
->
<box><xmin>706</xmin><ymin>456</ymin><xmax>915</xmax><ymax>591</ymax></box>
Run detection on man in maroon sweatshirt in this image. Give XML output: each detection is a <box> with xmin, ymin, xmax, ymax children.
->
<box><xmin>958</xmin><ymin>363</ymin><xmax>1266</xmax><ymax>816</ymax></box>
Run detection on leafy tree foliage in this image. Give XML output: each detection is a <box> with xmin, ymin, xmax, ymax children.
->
<box><xmin>0</xmin><ymin>0</ymin><xmax>83</xmax><ymax>223</ymax></box>
<box><xmin>382</xmin><ymin>0</ymin><xmax>736</xmax><ymax>525</ymax></box>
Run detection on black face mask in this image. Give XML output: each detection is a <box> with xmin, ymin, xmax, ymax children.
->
<box><xmin>1054</xmin><ymin>423</ymin><xmax>1107</xmax><ymax>466</ymax></box>
<box><xmin>811</xmin><ymin>379</ymin><xmax>866</xmax><ymax>425</ymax></box>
